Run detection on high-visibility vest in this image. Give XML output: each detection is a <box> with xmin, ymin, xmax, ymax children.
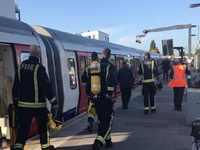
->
<box><xmin>168</xmin><ymin>64</ymin><xmax>187</xmax><ymax>88</ymax></box>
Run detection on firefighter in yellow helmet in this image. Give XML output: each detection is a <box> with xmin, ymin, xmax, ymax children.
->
<box><xmin>138</xmin><ymin>52</ymin><xmax>158</xmax><ymax>115</ymax></box>
<box><xmin>91</xmin><ymin>48</ymin><xmax>117</xmax><ymax>150</ymax></box>
<box><xmin>12</xmin><ymin>45</ymin><xmax>58</xmax><ymax>150</ymax></box>
<box><xmin>81</xmin><ymin>52</ymin><xmax>99</xmax><ymax>132</ymax></box>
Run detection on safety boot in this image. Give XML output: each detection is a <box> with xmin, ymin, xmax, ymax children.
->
<box><xmin>92</xmin><ymin>143</ymin><xmax>100</xmax><ymax>150</ymax></box>
<box><xmin>105</xmin><ymin>139</ymin><xmax>113</xmax><ymax>148</ymax></box>
<box><xmin>42</xmin><ymin>145</ymin><xmax>54</xmax><ymax>150</ymax></box>
<box><xmin>151</xmin><ymin>109</ymin><xmax>156</xmax><ymax>113</ymax></box>
<box><xmin>87</xmin><ymin>117</ymin><xmax>94</xmax><ymax>132</ymax></box>
<box><xmin>87</xmin><ymin>122</ymin><xmax>93</xmax><ymax>132</ymax></box>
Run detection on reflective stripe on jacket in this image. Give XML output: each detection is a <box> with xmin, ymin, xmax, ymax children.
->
<box><xmin>168</xmin><ymin>64</ymin><xmax>187</xmax><ymax>87</ymax></box>
<box><xmin>141</xmin><ymin>60</ymin><xmax>155</xmax><ymax>83</ymax></box>
<box><xmin>12</xmin><ymin>56</ymin><xmax>57</xmax><ymax>108</ymax></box>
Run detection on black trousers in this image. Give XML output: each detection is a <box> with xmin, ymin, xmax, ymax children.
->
<box><xmin>173</xmin><ymin>87</ymin><xmax>185</xmax><ymax>109</ymax></box>
<box><xmin>14</xmin><ymin>107</ymin><xmax>50</xmax><ymax>150</ymax></box>
<box><xmin>120</xmin><ymin>87</ymin><xmax>132</xmax><ymax>108</ymax></box>
<box><xmin>142</xmin><ymin>82</ymin><xmax>156</xmax><ymax>110</ymax></box>
<box><xmin>163</xmin><ymin>69</ymin><xmax>169</xmax><ymax>81</ymax></box>
<box><xmin>94</xmin><ymin>97</ymin><xmax>114</xmax><ymax>145</ymax></box>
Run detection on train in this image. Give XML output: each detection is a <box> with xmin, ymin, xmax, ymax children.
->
<box><xmin>0</xmin><ymin>15</ymin><xmax>163</xmax><ymax>139</ymax></box>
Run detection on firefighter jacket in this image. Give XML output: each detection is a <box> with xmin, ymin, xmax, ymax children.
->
<box><xmin>138</xmin><ymin>59</ymin><xmax>158</xmax><ymax>83</ymax></box>
<box><xmin>12</xmin><ymin>56</ymin><xmax>57</xmax><ymax>108</ymax></box>
<box><xmin>100</xmin><ymin>58</ymin><xmax>117</xmax><ymax>96</ymax></box>
<box><xmin>168</xmin><ymin>63</ymin><xmax>191</xmax><ymax>87</ymax></box>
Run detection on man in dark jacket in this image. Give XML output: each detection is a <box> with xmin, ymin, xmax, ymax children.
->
<box><xmin>12</xmin><ymin>45</ymin><xmax>58</xmax><ymax>150</ymax></box>
<box><xmin>117</xmin><ymin>61</ymin><xmax>134</xmax><ymax>109</ymax></box>
<box><xmin>161</xmin><ymin>58</ymin><xmax>170</xmax><ymax>81</ymax></box>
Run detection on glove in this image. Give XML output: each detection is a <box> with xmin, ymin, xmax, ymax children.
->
<box><xmin>52</xmin><ymin>104</ymin><xmax>59</xmax><ymax>110</ymax></box>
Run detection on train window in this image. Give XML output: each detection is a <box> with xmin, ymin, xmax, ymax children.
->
<box><xmin>130</xmin><ymin>59</ymin><xmax>134</xmax><ymax>71</ymax></box>
<box><xmin>116</xmin><ymin>59</ymin><xmax>120</xmax><ymax>70</ymax></box>
<box><xmin>20</xmin><ymin>52</ymin><xmax>29</xmax><ymax>63</ymax></box>
<box><xmin>67</xmin><ymin>58</ymin><xmax>77</xmax><ymax>89</ymax></box>
<box><xmin>88</xmin><ymin>57</ymin><xmax>92</xmax><ymax>65</ymax></box>
<box><xmin>80</xmin><ymin>56</ymin><xmax>86</xmax><ymax>73</ymax></box>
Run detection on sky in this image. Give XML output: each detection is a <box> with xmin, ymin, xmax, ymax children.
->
<box><xmin>14</xmin><ymin>0</ymin><xmax>200</xmax><ymax>56</ymax></box>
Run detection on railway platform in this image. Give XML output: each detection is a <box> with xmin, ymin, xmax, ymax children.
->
<box><xmin>3</xmin><ymin>81</ymin><xmax>194</xmax><ymax>150</ymax></box>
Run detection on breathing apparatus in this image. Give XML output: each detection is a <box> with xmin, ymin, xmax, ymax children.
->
<box><xmin>90</xmin><ymin>61</ymin><xmax>101</xmax><ymax>95</ymax></box>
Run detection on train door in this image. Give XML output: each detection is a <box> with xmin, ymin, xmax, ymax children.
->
<box><xmin>0</xmin><ymin>44</ymin><xmax>15</xmax><ymax>140</ymax></box>
<box><xmin>62</xmin><ymin>50</ymin><xmax>79</xmax><ymax>121</ymax></box>
<box><xmin>76</xmin><ymin>51</ymin><xmax>88</xmax><ymax>114</ymax></box>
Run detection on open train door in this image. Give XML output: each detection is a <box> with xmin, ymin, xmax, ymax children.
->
<box><xmin>0</xmin><ymin>43</ymin><xmax>15</xmax><ymax>149</ymax></box>
<box><xmin>0</xmin><ymin>44</ymin><xmax>38</xmax><ymax>149</ymax></box>
<box><xmin>76</xmin><ymin>51</ymin><xmax>89</xmax><ymax>114</ymax></box>
<box><xmin>0</xmin><ymin>44</ymin><xmax>30</xmax><ymax>148</ymax></box>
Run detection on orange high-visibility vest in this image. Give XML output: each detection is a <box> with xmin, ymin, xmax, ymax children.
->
<box><xmin>168</xmin><ymin>64</ymin><xmax>187</xmax><ymax>88</ymax></box>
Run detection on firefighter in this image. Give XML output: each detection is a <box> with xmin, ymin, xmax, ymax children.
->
<box><xmin>81</xmin><ymin>52</ymin><xmax>99</xmax><ymax>132</ymax></box>
<box><xmin>91</xmin><ymin>48</ymin><xmax>117</xmax><ymax>150</ymax></box>
<box><xmin>168</xmin><ymin>59</ymin><xmax>190</xmax><ymax>111</ymax></box>
<box><xmin>138</xmin><ymin>52</ymin><xmax>158</xmax><ymax>115</ymax></box>
<box><xmin>12</xmin><ymin>45</ymin><xmax>58</xmax><ymax>150</ymax></box>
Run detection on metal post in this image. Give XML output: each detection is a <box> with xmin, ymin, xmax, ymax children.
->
<box><xmin>188</xmin><ymin>24</ymin><xmax>192</xmax><ymax>59</ymax></box>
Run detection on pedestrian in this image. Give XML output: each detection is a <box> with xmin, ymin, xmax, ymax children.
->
<box><xmin>91</xmin><ymin>48</ymin><xmax>117</xmax><ymax>150</ymax></box>
<box><xmin>168</xmin><ymin>59</ymin><xmax>191</xmax><ymax>111</ymax></box>
<box><xmin>12</xmin><ymin>45</ymin><xmax>58</xmax><ymax>150</ymax></box>
<box><xmin>81</xmin><ymin>52</ymin><xmax>99</xmax><ymax>132</ymax></box>
<box><xmin>161</xmin><ymin>58</ymin><xmax>170</xmax><ymax>81</ymax></box>
<box><xmin>117</xmin><ymin>61</ymin><xmax>134</xmax><ymax>109</ymax></box>
<box><xmin>138</xmin><ymin>52</ymin><xmax>159</xmax><ymax>115</ymax></box>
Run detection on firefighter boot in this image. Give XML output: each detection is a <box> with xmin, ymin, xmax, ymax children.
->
<box><xmin>87</xmin><ymin>117</ymin><xmax>94</xmax><ymax>132</ymax></box>
<box><xmin>92</xmin><ymin>140</ymin><xmax>102</xmax><ymax>150</ymax></box>
<box><xmin>105</xmin><ymin>139</ymin><xmax>113</xmax><ymax>148</ymax></box>
<box><xmin>42</xmin><ymin>145</ymin><xmax>54</xmax><ymax>150</ymax></box>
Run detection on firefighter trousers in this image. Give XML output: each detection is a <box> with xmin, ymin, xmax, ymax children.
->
<box><xmin>14</xmin><ymin>107</ymin><xmax>50</xmax><ymax>150</ymax></box>
<box><xmin>94</xmin><ymin>97</ymin><xmax>114</xmax><ymax>145</ymax></box>
<box><xmin>142</xmin><ymin>82</ymin><xmax>156</xmax><ymax>110</ymax></box>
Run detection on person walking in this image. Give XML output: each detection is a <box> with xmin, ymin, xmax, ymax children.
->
<box><xmin>81</xmin><ymin>52</ymin><xmax>99</xmax><ymax>132</ymax></box>
<box><xmin>117</xmin><ymin>61</ymin><xmax>134</xmax><ymax>109</ymax></box>
<box><xmin>138</xmin><ymin>52</ymin><xmax>158</xmax><ymax>115</ymax></box>
<box><xmin>12</xmin><ymin>45</ymin><xmax>58</xmax><ymax>150</ymax></box>
<box><xmin>161</xmin><ymin>58</ymin><xmax>170</xmax><ymax>81</ymax></box>
<box><xmin>168</xmin><ymin>59</ymin><xmax>191</xmax><ymax>111</ymax></box>
<box><xmin>92</xmin><ymin>48</ymin><xmax>117</xmax><ymax>150</ymax></box>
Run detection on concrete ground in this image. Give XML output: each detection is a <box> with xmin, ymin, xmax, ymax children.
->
<box><xmin>3</xmin><ymin>81</ymin><xmax>194</xmax><ymax>150</ymax></box>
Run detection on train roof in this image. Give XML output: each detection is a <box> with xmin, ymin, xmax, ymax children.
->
<box><xmin>32</xmin><ymin>25</ymin><xmax>142</xmax><ymax>57</ymax></box>
<box><xmin>0</xmin><ymin>16</ymin><xmax>35</xmax><ymax>37</ymax></box>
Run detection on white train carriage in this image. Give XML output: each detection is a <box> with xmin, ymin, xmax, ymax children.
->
<box><xmin>0</xmin><ymin>15</ymin><xmax>163</xmax><ymax>146</ymax></box>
